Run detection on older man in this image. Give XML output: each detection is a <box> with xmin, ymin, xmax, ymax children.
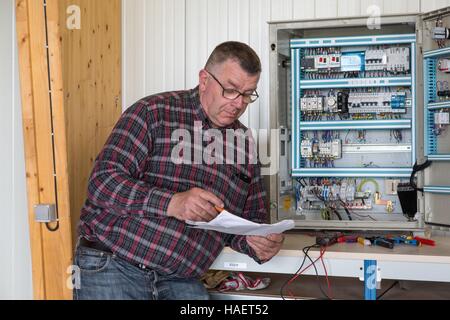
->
<box><xmin>74</xmin><ymin>41</ymin><xmax>284</xmax><ymax>300</ymax></box>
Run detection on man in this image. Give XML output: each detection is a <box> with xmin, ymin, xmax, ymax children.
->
<box><xmin>74</xmin><ymin>41</ymin><xmax>284</xmax><ymax>300</ymax></box>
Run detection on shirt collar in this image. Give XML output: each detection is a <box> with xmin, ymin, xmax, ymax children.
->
<box><xmin>190</xmin><ymin>86</ymin><xmax>209</xmax><ymax>126</ymax></box>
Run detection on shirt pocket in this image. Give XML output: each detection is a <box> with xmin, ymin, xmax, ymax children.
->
<box><xmin>222</xmin><ymin>166</ymin><xmax>252</xmax><ymax>214</ymax></box>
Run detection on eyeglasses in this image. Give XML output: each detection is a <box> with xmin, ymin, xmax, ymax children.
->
<box><xmin>205</xmin><ymin>70</ymin><xmax>259</xmax><ymax>104</ymax></box>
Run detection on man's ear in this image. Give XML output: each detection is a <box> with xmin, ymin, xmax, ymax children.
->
<box><xmin>199</xmin><ymin>69</ymin><xmax>208</xmax><ymax>91</ymax></box>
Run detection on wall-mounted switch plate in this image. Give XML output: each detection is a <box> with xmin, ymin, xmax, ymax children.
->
<box><xmin>34</xmin><ymin>204</ymin><xmax>57</xmax><ymax>223</ymax></box>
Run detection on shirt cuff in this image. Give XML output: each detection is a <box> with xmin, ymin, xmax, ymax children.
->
<box><xmin>146</xmin><ymin>187</ymin><xmax>176</xmax><ymax>217</ymax></box>
<box><xmin>231</xmin><ymin>235</ymin><xmax>266</xmax><ymax>265</ymax></box>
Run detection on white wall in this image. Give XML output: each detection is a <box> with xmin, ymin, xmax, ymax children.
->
<box><xmin>123</xmin><ymin>0</ymin><xmax>450</xmax><ymax>131</ymax></box>
<box><xmin>0</xmin><ymin>0</ymin><xmax>33</xmax><ymax>300</ymax></box>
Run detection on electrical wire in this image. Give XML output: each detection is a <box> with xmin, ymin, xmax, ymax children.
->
<box><xmin>339</xmin><ymin>199</ymin><xmax>376</xmax><ymax>221</ymax></box>
<box><xmin>377</xmin><ymin>280</ymin><xmax>399</xmax><ymax>300</ymax></box>
<box><xmin>330</xmin><ymin>207</ymin><xmax>343</xmax><ymax>221</ymax></box>
<box><xmin>312</xmin><ymin>188</ymin><xmax>343</xmax><ymax>221</ymax></box>
<box><xmin>307</xmin><ymin>247</ymin><xmax>331</xmax><ymax>299</ymax></box>
<box><xmin>410</xmin><ymin>160</ymin><xmax>433</xmax><ymax>193</ymax></box>
<box><xmin>301</xmin><ymin>245</ymin><xmax>331</xmax><ymax>299</ymax></box>
<box><xmin>357</xmin><ymin>178</ymin><xmax>380</xmax><ymax>193</ymax></box>
<box><xmin>45</xmin><ymin>221</ymin><xmax>60</xmax><ymax>232</ymax></box>
<box><xmin>341</xmin><ymin>205</ymin><xmax>352</xmax><ymax>221</ymax></box>
<box><xmin>319</xmin><ymin>246</ymin><xmax>333</xmax><ymax>299</ymax></box>
<box><xmin>280</xmin><ymin>244</ymin><xmax>316</xmax><ymax>300</ymax></box>
<box><xmin>349</xmin><ymin>211</ymin><xmax>377</xmax><ymax>221</ymax></box>
<box><xmin>280</xmin><ymin>244</ymin><xmax>332</xmax><ymax>300</ymax></box>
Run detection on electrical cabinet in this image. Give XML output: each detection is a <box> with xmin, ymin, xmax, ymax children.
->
<box><xmin>268</xmin><ymin>9</ymin><xmax>450</xmax><ymax>232</ymax></box>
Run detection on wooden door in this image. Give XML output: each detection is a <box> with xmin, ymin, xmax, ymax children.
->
<box><xmin>15</xmin><ymin>0</ymin><xmax>122</xmax><ymax>300</ymax></box>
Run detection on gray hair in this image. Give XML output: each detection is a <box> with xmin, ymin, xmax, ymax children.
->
<box><xmin>205</xmin><ymin>41</ymin><xmax>261</xmax><ymax>75</ymax></box>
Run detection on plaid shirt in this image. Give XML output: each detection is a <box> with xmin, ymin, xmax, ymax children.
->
<box><xmin>78</xmin><ymin>87</ymin><xmax>267</xmax><ymax>278</ymax></box>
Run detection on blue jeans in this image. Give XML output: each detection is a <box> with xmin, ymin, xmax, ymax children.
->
<box><xmin>73</xmin><ymin>244</ymin><xmax>210</xmax><ymax>300</ymax></box>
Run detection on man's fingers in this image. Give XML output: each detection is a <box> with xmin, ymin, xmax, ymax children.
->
<box><xmin>197</xmin><ymin>199</ymin><xmax>218</xmax><ymax>215</ymax></box>
<box><xmin>267</xmin><ymin>233</ymin><xmax>285</xmax><ymax>243</ymax></box>
<box><xmin>247</xmin><ymin>238</ymin><xmax>264</xmax><ymax>253</ymax></box>
<box><xmin>247</xmin><ymin>235</ymin><xmax>284</xmax><ymax>262</ymax></box>
<box><xmin>198</xmin><ymin>190</ymin><xmax>224</xmax><ymax>208</ymax></box>
<box><xmin>247</xmin><ymin>236</ymin><xmax>269</xmax><ymax>251</ymax></box>
<box><xmin>187</xmin><ymin>206</ymin><xmax>212</xmax><ymax>222</ymax></box>
<box><xmin>193</xmin><ymin>202</ymin><xmax>216</xmax><ymax>221</ymax></box>
<box><xmin>168</xmin><ymin>188</ymin><xmax>224</xmax><ymax>222</ymax></box>
<box><xmin>248</xmin><ymin>235</ymin><xmax>284</xmax><ymax>249</ymax></box>
<box><xmin>248</xmin><ymin>235</ymin><xmax>275</xmax><ymax>246</ymax></box>
<box><xmin>247</xmin><ymin>239</ymin><xmax>273</xmax><ymax>261</ymax></box>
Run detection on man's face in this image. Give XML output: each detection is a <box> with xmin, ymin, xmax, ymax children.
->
<box><xmin>199</xmin><ymin>60</ymin><xmax>260</xmax><ymax>128</ymax></box>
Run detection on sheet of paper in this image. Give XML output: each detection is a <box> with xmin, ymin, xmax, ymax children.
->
<box><xmin>186</xmin><ymin>210</ymin><xmax>295</xmax><ymax>236</ymax></box>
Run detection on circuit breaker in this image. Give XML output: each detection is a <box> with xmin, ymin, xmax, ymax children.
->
<box><xmin>268</xmin><ymin>9</ymin><xmax>450</xmax><ymax>232</ymax></box>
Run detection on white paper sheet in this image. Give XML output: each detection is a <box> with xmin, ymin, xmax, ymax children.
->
<box><xmin>186</xmin><ymin>210</ymin><xmax>295</xmax><ymax>236</ymax></box>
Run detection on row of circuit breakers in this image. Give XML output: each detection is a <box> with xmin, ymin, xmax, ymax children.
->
<box><xmin>298</xmin><ymin>46</ymin><xmax>413</xmax><ymax>163</ymax></box>
<box><xmin>301</xmin><ymin>47</ymin><xmax>410</xmax><ymax>74</ymax></box>
<box><xmin>300</xmin><ymin>46</ymin><xmax>412</xmax><ymax>116</ymax></box>
<box><xmin>300</xmin><ymin>91</ymin><xmax>409</xmax><ymax>114</ymax></box>
<box><xmin>301</xmin><ymin>139</ymin><xmax>342</xmax><ymax>159</ymax></box>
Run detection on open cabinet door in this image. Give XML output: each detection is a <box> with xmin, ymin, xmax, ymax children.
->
<box><xmin>15</xmin><ymin>0</ymin><xmax>122</xmax><ymax>300</ymax></box>
<box><xmin>419</xmin><ymin>7</ymin><xmax>450</xmax><ymax>229</ymax></box>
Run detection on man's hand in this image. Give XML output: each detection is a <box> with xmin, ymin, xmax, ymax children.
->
<box><xmin>167</xmin><ymin>187</ymin><xmax>224</xmax><ymax>222</ymax></box>
<box><xmin>246</xmin><ymin>233</ymin><xmax>285</xmax><ymax>262</ymax></box>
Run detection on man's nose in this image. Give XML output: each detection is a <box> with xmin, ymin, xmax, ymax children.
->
<box><xmin>232</xmin><ymin>95</ymin><xmax>246</xmax><ymax>109</ymax></box>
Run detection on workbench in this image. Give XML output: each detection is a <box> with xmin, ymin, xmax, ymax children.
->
<box><xmin>209</xmin><ymin>233</ymin><xmax>450</xmax><ymax>299</ymax></box>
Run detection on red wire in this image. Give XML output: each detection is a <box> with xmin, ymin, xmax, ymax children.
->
<box><xmin>286</xmin><ymin>246</ymin><xmax>327</xmax><ymax>299</ymax></box>
<box><xmin>320</xmin><ymin>246</ymin><xmax>333</xmax><ymax>299</ymax></box>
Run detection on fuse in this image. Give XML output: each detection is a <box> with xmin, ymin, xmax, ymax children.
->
<box><xmin>438</xmin><ymin>59</ymin><xmax>450</xmax><ymax>72</ymax></box>
<box><xmin>331</xmin><ymin>139</ymin><xmax>342</xmax><ymax>158</ymax></box>
<box><xmin>328</xmin><ymin>53</ymin><xmax>341</xmax><ymax>69</ymax></box>
<box><xmin>339</xmin><ymin>182</ymin><xmax>347</xmax><ymax>202</ymax></box>
<box><xmin>315</xmin><ymin>55</ymin><xmax>329</xmax><ymax>69</ymax></box>
<box><xmin>301</xmin><ymin>140</ymin><xmax>313</xmax><ymax>158</ymax></box>
<box><xmin>435</xmin><ymin>111</ymin><xmax>450</xmax><ymax>125</ymax></box>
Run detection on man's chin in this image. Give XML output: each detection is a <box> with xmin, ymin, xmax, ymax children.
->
<box><xmin>215</xmin><ymin>117</ymin><xmax>235</xmax><ymax>128</ymax></box>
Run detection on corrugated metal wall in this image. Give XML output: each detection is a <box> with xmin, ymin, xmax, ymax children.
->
<box><xmin>123</xmin><ymin>0</ymin><xmax>450</xmax><ymax>130</ymax></box>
